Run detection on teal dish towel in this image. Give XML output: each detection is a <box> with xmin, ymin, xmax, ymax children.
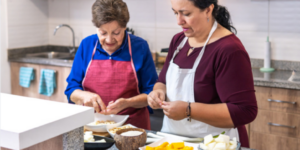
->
<box><xmin>19</xmin><ymin>67</ymin><xmax>35</xmax><ymax>88</ymax></box>
<box><xmin>39</xmin><ymin>69</ymin><xmax>56</xmax><ymax>96</ymax></box>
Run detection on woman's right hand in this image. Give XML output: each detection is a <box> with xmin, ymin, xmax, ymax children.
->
<box><xmin>70</xmin><ymin>90</ymin><xmax>107</xmax><ymax>113</ymax></box>
<box><xmin>147</xmin><ymin>89</ymin><xmax>166</xmax><ymax>109</ymax></box>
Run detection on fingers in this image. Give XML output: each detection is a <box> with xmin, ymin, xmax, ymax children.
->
<box><xmin>147</xmin><ymin>94</ymin><xmax>161</xmax><ymax>109</ymax></box>
<box><xmin>96</xmin><ymin>96</ymin><xmax>107</xmax><ymax>113</ymax></box>
<box><xmin>92</xmin><ymin>100</ymin><xmax>100</xmax><ymax>113</ymax></box>
<box><xmin>163</xmin><ymin>109</ymin><xmax>170</xmax><ymax>117</ymax></box>
<box><xmin>158</xmin><ymin>91</ymin><xmax>166</xmax><ymax>102</ymax></box>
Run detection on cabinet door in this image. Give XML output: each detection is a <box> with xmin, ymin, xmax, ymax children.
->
<box><xmin>251</xmin><ymin>109</ymin><xmax>300</xmax><ymax>138</ymax></box>
<box><xmin>10</xmin><ymin>62</ymin><xmax>40</xmax><ymax>98</ymax></box>
<box><xmin>255</xmin><ymin>86</ymin><xmax>300</xmax><ymax>114</ymax></box>
<box><xmin>250</xmin><ymin>131</ymin><xmax>298</xmax><ymax>150</ymax></box>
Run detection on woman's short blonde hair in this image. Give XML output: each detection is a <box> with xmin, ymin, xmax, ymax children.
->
<box><xmin>92</xmin><ymin>0</ymin><xmax>130</xmax><ymax>28</ymax></box>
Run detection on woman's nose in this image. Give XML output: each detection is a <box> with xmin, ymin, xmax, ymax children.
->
<box><xmin>105</xmin><ymin>36</ymin><xmax>114</xmax><ymax>43</ymax></box>
<box><xmin>177</xmin><ymin>15</ymin><xmax>185</xmax><ymax>26</ymax></box>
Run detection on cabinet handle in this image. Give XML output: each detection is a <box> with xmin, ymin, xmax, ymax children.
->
<box><xmin>268</xmin><ymin>122</ymin><xmax>296</xmax><ymax>129</ymax></box>
<box><xmin>267</xmin><ymin>99</ymin><xmax>296</xmax><ymax>105</ymax></box>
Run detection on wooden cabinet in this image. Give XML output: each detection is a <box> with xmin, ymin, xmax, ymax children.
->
<box><xmin>250</xmin><ymin>86</ymin><xmax>300</xmax><ymax>150</ymax></box>
<box><xmin>10</xmin><ymin>62</ymin><xmax>71</xmax><ymax>103</ymax></box>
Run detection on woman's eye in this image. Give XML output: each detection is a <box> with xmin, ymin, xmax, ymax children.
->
<box><xmin>114</xmin><ymin>32</ymin><xmax>120</xmax><ymax>35</ymax></box>
<box><xmin>101</xmin><ymin>33</ymin><xmax>107</xmax><ymax>35</ymax></box>
<box><xmin>183</xmin><ymin>13</ymin><xmax>190</xmax><ymax>16</ymax></box>
<box><xmin>174</xmin><ymin>12</ymin><xmax>178</xmax><ymax>15</ymax></box>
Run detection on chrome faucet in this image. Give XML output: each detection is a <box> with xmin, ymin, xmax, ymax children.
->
<box><xmin>53</xmin><ymin>24</ymin><xmax>76</xmax><ymax>54</ymax></box>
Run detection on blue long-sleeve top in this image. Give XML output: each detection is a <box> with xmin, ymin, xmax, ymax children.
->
<box><xmin>65</xmin><ymin>31</ymin><xmax>158</xmax><ymax>104</ymax></box>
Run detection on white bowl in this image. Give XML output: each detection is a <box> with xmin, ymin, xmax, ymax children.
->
<box><xmin>106</xmin><ymin>124</ymin><xmax>136</xmax><ymax>138</ymax></box>
<box><xmin>85</xmin><ymin>114</ymin><xmax>129</xmax><ymax>132</ymax></box>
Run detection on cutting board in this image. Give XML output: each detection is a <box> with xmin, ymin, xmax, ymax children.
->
<box><xmin>84</xmin><ymin>127</ymin><xmax>111</xmax><ymax>137</ymax></box>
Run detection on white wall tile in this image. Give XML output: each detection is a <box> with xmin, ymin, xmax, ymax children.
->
<box><xmin>155</xmin><ymin>0</ymin><xmax>178</xmax><ymax>28</ymax></box>
<box><xmin>156</xmin><ymin>28</ymin><xmax>181</xmax><ymax>52</ymax></box>
<box><xmin>48</xmin><ymin>0</ymin><xmax>69</xmax><ymax>25</ymax></box>
<box><xmin>69</xmin><ymin>0</ymin><xmax>94</xmax><ymax>26</ymax></box>
<box><xmin>132</xmin><ymin>27</ymin><xmax>156</xmax><ymax>52</ymax></box>
<box><xmin>7</xmin><ymin>0</ymin><xmax>49</xmax><ymax>48</ymax></box>
<box><xmin>125</xmin><ymin>0</ymin><xmax>156</xmax><ymax>28</ymax></box>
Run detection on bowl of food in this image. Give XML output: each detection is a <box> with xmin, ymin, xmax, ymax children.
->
<box><xmin>107</xmin><ymin>124</ymin><xmax>136</xmax><ymax>138</ymax></box>
<box><xmin>85</xmin><ymin>113</ymin><xmax>129</xmax><ymax>132</ymax></box>
<box><xmin>198</xmin><ymin>134</ymin><xmax>241</xmax><ymax>150</ymax></box>
<box><xmin>114</xmin><ymin>128</ymin><xmax>147</xmax><ymax>150</ymax></box>
<box><xmin>84</xmin><ymin>131</ymin><xmax>115</xmax><ymax>150</ymax></box>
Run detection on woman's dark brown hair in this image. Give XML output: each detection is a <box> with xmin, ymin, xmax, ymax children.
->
<box><xmin>92</xmin><ymin>0</ymin><xmax>130</xmax><ymax>28</ymax></box>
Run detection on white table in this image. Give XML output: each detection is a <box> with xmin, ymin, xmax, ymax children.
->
<box><xmin>0</xmin><ymin>93</ymin><xmax>94</xmax><ymax>150</ymax></box>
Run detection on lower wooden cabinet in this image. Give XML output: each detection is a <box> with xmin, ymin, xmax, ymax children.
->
<box><xmin>250</xmin><ymin>86</ymin><xmax>300</xmax><ymax>150</ymax></box>
<box><xmin>10</xmin><ymin>62</ymin><xmax>71</xmax><ymax>103</ymax></box>
<box><xmin>250</xmin><ymin>131</ymin><xmax>298</xmax><ymax>150</ymax></box>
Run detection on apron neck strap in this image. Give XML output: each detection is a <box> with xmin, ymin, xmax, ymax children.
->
<box><xmin>192</xmin><ymin>20</ymin><xmax>218</xmax><ymax>70</ymax></box>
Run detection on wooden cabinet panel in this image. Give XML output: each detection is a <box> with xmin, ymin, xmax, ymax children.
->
<box><xmin>254</xmin><ymin>86</ymin><xmax>272</xmax><ymax>109</ymax></box>
<box><xmin>251</xmin><ymin>110</ymin><xmax>271</xmax><ymax>134</ymax></box>
<box><xmin>254</xmin><ymin>86</ymin><xmax>300</xmax><ymax>114</ymax></box>
<box><xmin>298</xmin><ymin>139</ymin><xmax>300</xmax><ymax>150</ymax></box>
<box><xmin>250</xmin><ymin>131</ymin><xmax>298</xmax><ymax>150</ymax></box>
<box><xmin>270</xmin><ymin>88</ymin><xmax>300</xmax><ymax>114</ymax></box>
<box><xmin>251</xmin><ymin>109</ymin><xmax>300</xmax><ymax>138</ymax></box>
<box><xmin>10</xmin><ymin>62</ymin><xmax>40</xmax><ymax>99</ymax></box>
<box><xmin>10</xmin><ymin>62</ymin><xmax>71</xmax><ymax>103</ymax></box>
<box><xmin>1</xmin><ymin>135</ymin><xmax>62</xmax><ymax>150</ymax></box>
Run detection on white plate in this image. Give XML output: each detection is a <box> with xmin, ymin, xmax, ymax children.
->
<box><xmin>139</xmin><ymin>137</ymin><xmax>199</xmax><ymax>150</ymax></box>
<box><xmin>106</xmin><ymin>124</ymin><xmax>136</xmax><ymax>138</ymax></box>
<box><xmin>85</xmin><ymin>114</ymin><xmax>129</xmax><ymax>132</ymax></box>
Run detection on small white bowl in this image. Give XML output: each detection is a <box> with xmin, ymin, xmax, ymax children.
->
<box><xmin>107</xmin><ymin>124</ymin><xmax>136</xmax><ymax>138</ymax></box>
<box><xmin>85</xmin><ymin>114</ymin><xmax>129</xmax><ymax>132</ymax></box>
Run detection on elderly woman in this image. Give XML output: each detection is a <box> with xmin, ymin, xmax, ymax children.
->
<box><xmin>65</xmin><ymin>0</ymin><xmax>158</xmax><ymax>130</ymax></box>
<box><xmin>147</xmin><ymin>0</ymin><xmax>257</xmax><ymax>147</ymax></box>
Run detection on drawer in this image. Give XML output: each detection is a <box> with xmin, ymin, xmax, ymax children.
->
<box><xmin>255</xmin><ymin>86</ymin><xmax>300</xmax><ymax>114</ymax></box>
<box><xmin>250</xmin><ymin>131</ymin><xmax>298</xmax><ymax>150</ymax></box>
<box><xmin>251</xmin><ymin>110</ymin><xmax>300</xmax><ymax>138</ymax></box>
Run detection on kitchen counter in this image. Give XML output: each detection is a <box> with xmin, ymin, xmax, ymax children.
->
<box><xmin>106</xmin><ymin>130</ymin><xmax>255</xmax><ymax>150</ymax></box>
<box><xmin>8</xmin><ymin>47</ymin><xmax>300</xmax><ymax>90</ymax></box>
<box><xmin>0</xmin><ymin>93</ymin><xmax>94</xmax><ymax>150</ymax></box>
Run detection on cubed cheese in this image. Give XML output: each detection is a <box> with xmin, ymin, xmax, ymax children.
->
<box><xmin>204</xmin><ymin>134</ymin><xmax>214</xmax><ymax>145</ymax></box>
<box><xmin>214</xmin><ymin>143</ymin><xmax>226</xmax><ymax>150</ymax></box>
<box><xmin>208</xmin><ymin>142</ymin><xmax>217</xmax><ymax>150</ymax></box>
<box><xmin>199</xmin><ymin>143</ymin><xmax>208</xmax><ymax>150</ymax></box>
<box><xmin>215</xmin><ymin>134</ymin><xmax>229</xmax><ymax>144</ymax></box>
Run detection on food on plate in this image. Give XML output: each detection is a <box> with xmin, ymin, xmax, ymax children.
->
<box><xmin>95</xmin><ymin>120</ymin><xmax>116</xmax><ymax>125</ymax></box>
<box><xmin>109</xmin><ymin>125</ymin><xmax>133</xmax><ymax>134</ymax></box>
<box><xmin>146</xmin><ymin>142</ymin><xmax>193</xmax><ymax>150</ymax></box>
<box><xmin>84</xmin><ymin>131</ymin><xmax>106</xmax><ymax>143</ymax></box>
<box><xmin>84</xmin><ymin>131</ymin><xmax>95</xmax><ymax>142</ymax></box>
<box><xmin>199</xmin><ymin>134</ymin><xmax>237</xmax><ymax>150</ymax></box>
<box><xmin>89</xmin><ymin>120</ymin><xmax>116</xmax><ymax>125</ymax></box>
<box><xmin>121</xmin><ymin>131</ymin><xmax>143</xmax><ymax>136</ymax></box>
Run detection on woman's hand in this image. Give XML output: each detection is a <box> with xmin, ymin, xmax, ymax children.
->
<box><xmin>147</xmin><ymin>89</ymin><xmax>166</xmax><ymax>109</ymax></box>
<box><xmin>71</xmin><ymin>90</ymin><xmax>106</xmax><ymax>113</ymax></box>
<box><xmin>105</xmin><ymin>98</ymin><xmax>128</xmax><ymax>115</ymax></box>
<box><xmin>161</xmin><ymin>101</ymin><xmax>188</xmax><ymax>120</ymax></box>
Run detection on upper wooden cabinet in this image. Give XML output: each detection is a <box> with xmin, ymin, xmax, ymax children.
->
<box><xmin>10</xmin><ymin>62</ymin><xmax>71</xmax><ymax>103</ymax></box>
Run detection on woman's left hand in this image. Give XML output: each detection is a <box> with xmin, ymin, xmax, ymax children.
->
<box><xmin>105</xmin><ymin>98</ymin><xmax>128</xmax><ymax>115</ymax></box>
<box><xmin>161</xmin><ymin>101</ymin><xmax>188</xmax><ymax>120</ymax></box>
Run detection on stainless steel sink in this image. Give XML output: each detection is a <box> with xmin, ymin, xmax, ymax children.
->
<box><xmin>26</xmin><ymin>52</ymin><xmax>74</xmax><ymax>60</ymax></box>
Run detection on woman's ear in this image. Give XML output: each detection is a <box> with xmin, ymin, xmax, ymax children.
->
<box><xmin>205</xmin><ymin>4</ymin><xmax>215</xmax><ymax>18</ymax></box>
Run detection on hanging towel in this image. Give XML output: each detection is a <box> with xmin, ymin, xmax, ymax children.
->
<box><xmin>39</xmin><ymin>69</ymin><xmax>56</xmax><ymax>96</ymax></box>
<box><xmin>19</xmin><ymin>67</ymin><xmax>35</xmax><ymax>88</ymax></box>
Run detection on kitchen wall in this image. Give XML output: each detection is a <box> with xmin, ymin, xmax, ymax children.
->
<box><xmin>1</xmin><ymin>0</ymin><xmax>11</xmax><ymax>94</ymax></box>
<box><xmin>4</xmin><ymin>0</ymin><xmax>300</xmax><ymax>62</ymax></box>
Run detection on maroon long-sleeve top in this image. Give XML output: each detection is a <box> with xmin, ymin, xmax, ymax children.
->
<box><xmin>158</xmin><ymin>32</ymin><xmax>258</xmax><ymax>148</ymax></box>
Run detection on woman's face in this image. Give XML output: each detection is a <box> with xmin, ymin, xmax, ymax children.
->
<box><xmin>171</xmin><ymin>0</ymin><xmax>213</xmax><ymax>38</ymax></box>
<box><xmin>97</xmin><ymin>21</ymin><xmax>126</xmax><ymax>54</ymax></box>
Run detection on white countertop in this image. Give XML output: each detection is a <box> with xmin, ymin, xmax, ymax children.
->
<box><xmin>0</xmin><ymin>93</ymin><xmax>94</xmax><ymax>150</ymax></box>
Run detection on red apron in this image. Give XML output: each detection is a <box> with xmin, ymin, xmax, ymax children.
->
<box><xmin>82</xmin><ymin>35</ymin><xmax>150</xmax><ymax>130</ymax></box>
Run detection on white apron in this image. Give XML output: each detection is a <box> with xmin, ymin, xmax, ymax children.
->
<box><xmin>161</xmin><ymin>21</ymin><xmax>240</xmax><ymax>140</ymax></box>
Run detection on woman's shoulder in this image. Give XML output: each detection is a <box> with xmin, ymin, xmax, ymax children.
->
<box><xmin>171</xmin><ymin>32</ymin><xmax>186</xmax><ymax>48</ymax></box>
<box><xmin>81</xmin><ymin>34</ymin><xmax>98</xmax><ymax>44</ymax></box>
<box><xmin>214</xmin><ymin>34</ymin><xmax>248</xmax><ymax>57</ymax></box>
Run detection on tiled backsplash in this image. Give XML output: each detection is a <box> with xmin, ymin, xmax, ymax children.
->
<box><xmin>5</xmin><ymin>0</ymin><xmax>300</xmax><ymax>62</ymax></box>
